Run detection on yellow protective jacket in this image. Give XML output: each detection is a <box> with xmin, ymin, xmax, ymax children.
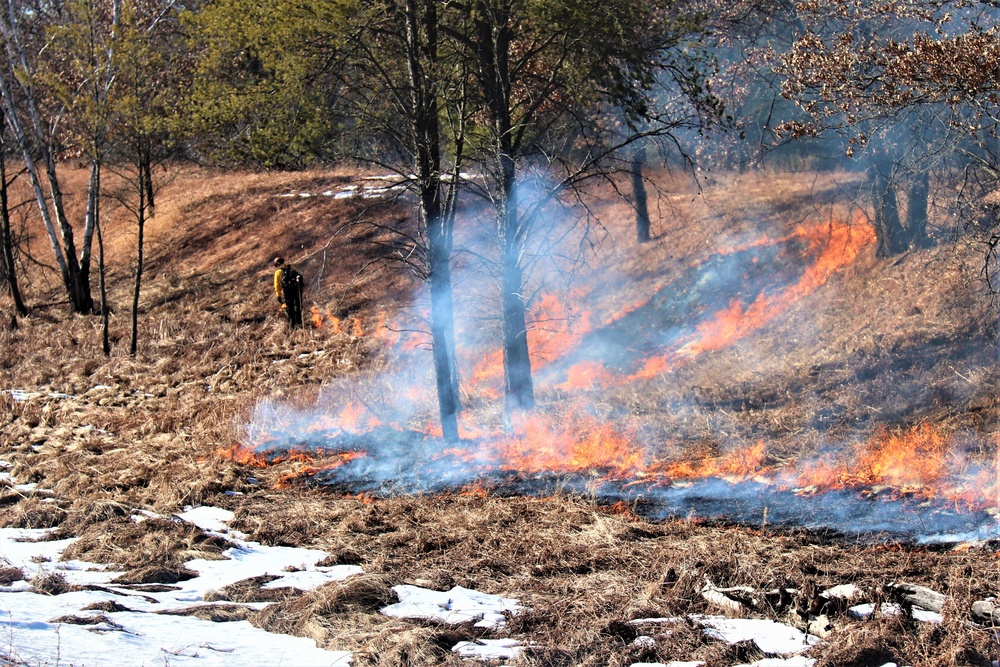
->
<box><xmin>274</xmin><ymin>264</ymin><xmax>300</xmax><ymax>299</ymax></box>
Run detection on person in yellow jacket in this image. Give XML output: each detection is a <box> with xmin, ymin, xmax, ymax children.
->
<box><xmin>273</xmin><ymin>256</ymin><xmax>304</xmax><ymax>327</ymax></box>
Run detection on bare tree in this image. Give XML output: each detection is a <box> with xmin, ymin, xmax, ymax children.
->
<box><xmin>0</xmin><ymin>107</ymin><xmax>26</xmax><ymax>319</ymax></box>
<box><xmin>449</xmin><ymin>0</ymin><xmax>721</xmax><ymax>417</ymax></box>
<box><xmin>0</xmin><ymin>0</ymin><xmax>110</xmax><ymax>313</ymax></box>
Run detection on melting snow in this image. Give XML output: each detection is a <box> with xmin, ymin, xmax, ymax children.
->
<box><xmin>380</xmin><ymin>584</ymin><xmax>523</xmax><ymax>629</ymax></box>
<box><xmin>734</xmin><ymin>659</ymin><xmax>817</xmax><ymax>667</ymax></box>
<box><xmin>452</xmin><ymin>638</ymin><xmax>524</xmax><ymax>660</ymax></box>
<box><xmin>5</xmin><ymin>389</ymin><xmax>74</xmax><ymax>402</ymax></box>
<box><xmin>0</xmin><ymin>506</ymin><xmax>360</xmax><ymax>667</ymax></box>
<box><xmin>847</xmin><ymin>603</ymin><xmax>902</xmax><ymax>620</ymax></box>
<box><xmin>691</xmin><ymin>615</ymin><xmax>820</xmax><ymax>655</ymax></box>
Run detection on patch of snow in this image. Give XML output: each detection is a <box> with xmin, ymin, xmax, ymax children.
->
<box><xmin>629</xmin><ymin>617</ymin><xmax>683</xmax><ymax>626</ymax></box>
<box><xmin>263</xmin><ymin>567</ymin><xmax>363</xmax><ymax>591</ymax></box>
<box><xmin>632</xmin><ymin>635</ymin><xmax>656</xmax><ymax>649</ymax></box>
<box><xmin>734</xmin><ymin>658</ymin><xmax>816</xmax><ymax>667</ymax></box>
<box><xmin>381</xmin><ymin>585</ymin><xmax>523</xmax><ymax>629</ymax></box>
<box><xmin>0</xmin><ymin>460</ymin><xmax>11</xmax><ymax>468</ymax></box>
<box><xmin>1</xmin><ymin>590</ymin><xmax>352</xmax><ymax>667</ymax></box>
<box><xmin>912</xmin><ymin>608</ymin><xmax>943</xmax><ymax>623</ymax></box>
<box><xmin>452</xmin><ymin>638</ymin><xmax>523</xmax><ymax>660</ymax></box>
<box><xmin>848</xmin><ymin>603</ymin><xmax>902</xmax><ymax>620</ymax></box>
<box><xmin>691</xmin><ymin>615</ymin><xmax>819</xmax><ymax>655</ymax></box>
<box><xmin>0</xmin><ymin>580</ymin><xmax>31</xmax><ymax>592</ymax></box>
<box><xmin>0</xmin><ymin>507</ymin><xmax>362</xmax><ymax>667</ymax></box>
<box><xmin>6</xmin><ymin>389</ymin><xmax>73</xmax><ymax>402</ymax></box>
<box><xmin>178</xmin><ymin>505</ymin><xmax>235</xmax><ymax>533</ymax></box>
<box><xmin>821</xmin><ymin>584</ymin><xmax>861</xmax><ymax>600</ymax></box>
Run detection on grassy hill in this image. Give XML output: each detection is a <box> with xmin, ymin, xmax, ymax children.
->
<box><xmin>0</xmin><ymin>165</ymin><xmax>998</xmax><ymax>665</ymax></box>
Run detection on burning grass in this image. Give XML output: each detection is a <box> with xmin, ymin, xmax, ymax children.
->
<box><xmin>1</xmin><ymin>165</ymin><xmax>999</xmax><ymax>664</ymax></box>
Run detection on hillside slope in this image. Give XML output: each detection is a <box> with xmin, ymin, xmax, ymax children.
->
<box><xmin>0</xmin><ymin>166</ymin><xmax>998</xmax><ymax>666</ymax></box>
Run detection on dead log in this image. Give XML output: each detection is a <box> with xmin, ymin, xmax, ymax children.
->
<box><xmin>971</xmin><ymin>599</ymin><xmax>1000</xmax><ymax>625</ymax></box>
<box><xmin>887</xmin><ymin>582</ymin><xmax>946</xmax><ymax>613</ymax></box>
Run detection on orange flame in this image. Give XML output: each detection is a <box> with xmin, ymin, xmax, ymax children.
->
<box><xmin>676</xmin><ymin>218</ymin><xmax>873</xmax><ymax>360</ymax></box>
<box><xmin>215</xmin><ymin>442</ymin><xmax>269</xmax><ymax>467</ymax></box>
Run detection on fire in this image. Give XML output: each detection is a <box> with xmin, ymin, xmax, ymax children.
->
<box><xmin>215</xmin><ymin>442</ymin><xmax>269</xmax><ymax>468</ymax></box>
<box><xmin>626</xmin><ymin>354</ymin><xmax>676</xmax><ymax>382</ymax></box>
<box><xmin>490</xmin><ymin>412</ymin><xmax>645</xmax><ymax>478</ymax></box>
<box><xmin>242</xmin><ymin>210</ymin><xmax>1000</xmax><ymax>523</ymax></box>
<box><xmin>676</xmin><ymin>218</ymin><xmax>873</xmax><ymax>360</ymax></box>
<box><xmin>309</xmin><ymin>308</ymin><xmax>381</xmax><ymax>339</ymax></box>
<box><xmin>526</xmin><ymin>291</ymin><xmax>592</xmax><ymax>370</ymax></box>
<box><xmin>557</xmin><ymin>360</ymin><xmax>615</xmax><ymax>391</ymax></box>
<box><xmin>275</xmin><ymin>450</ymin><xmax>369</xmax><ymax>489</ymax></box>
<box><xmin>337</xmin><ymin>401</ymin><xmax>381</xmax><ymax>433</ymax></box>
<box><xmin>662</xmin><ymin>440</ymin><xmax>770</xmax><ymax>481</ymax></box>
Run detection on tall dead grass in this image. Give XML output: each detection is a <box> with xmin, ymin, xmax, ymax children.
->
<box><xmin>0</xmin><ymin>166</ymin><xmax>998</xmax><ymax>664</ymax></box>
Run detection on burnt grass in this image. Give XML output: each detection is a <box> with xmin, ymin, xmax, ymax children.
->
<box><xmin>0</xmin><ymin>167</ymin><xmax>999</xmax><ymax>665</ymax></box>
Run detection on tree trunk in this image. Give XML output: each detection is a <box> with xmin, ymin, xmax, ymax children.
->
<box><xmin>868</xmin><ymin>162</ymin><xmax>907</xmax><ymax>258</ymax></box>
<box><xmin>405</xmin><ymin>0</ymin><xmax>461</xmax><ymax>441</ymax></box>
<box><xmin>630</xmin><ymin>142</ymin><xmax>651</xmax><ymax>244</ymax></box>
<box><xmin>499</xmin><ymin>154</ymin><xmax>533</xmax><ymax>413</ymax></box>
<box><xmin>97</xmin><ymin>213</ymin><xmax>110</xmax><ymax>356</ymax></box>
<box><xmin>130</xmin><ymin>151</ymin><xmax>149</xmax><ymax>357</ymax></box>
<box><xmin>0</xmin><ymin>124</ymin><xmax>27</xmax><ymax>317</ymax></box>
<box><xmin>905</xmin><ymin>169</ymin><xmax>932</xmax><ymax>249</ymax></box>
<box><xmin>0</xmin><ymin>18</ymin><xmax>94</xmax><ymax>314</ymax></box>
<box><xmin>475</xmin><ymin>1</ymin><xmax>534</xmax><ymax>416</ymax></box>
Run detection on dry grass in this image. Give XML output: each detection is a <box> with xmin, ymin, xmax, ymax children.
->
<box><xmin>0</xmin><ymin>165</ymin><xmax>998</xmax><ymax>665</ymax></box>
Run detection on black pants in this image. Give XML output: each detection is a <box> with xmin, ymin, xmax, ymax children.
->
<box><xmin>283</xmin><ymin>287</ymin><xmax>303</xmax><ymax>327</ymax></box>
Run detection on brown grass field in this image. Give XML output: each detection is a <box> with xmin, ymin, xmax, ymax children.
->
<box><xmin>0</xmin><ymin>164</ymin><xmax>999</xmax><ymax>666</ymax></box>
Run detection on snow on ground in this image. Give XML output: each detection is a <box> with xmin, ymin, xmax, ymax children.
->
<box><xmin>452</xmin><ymin>638</ymin><xmax>525</xmax><ymax>660</ymax></box>
<box><xmin>380</xmin><ymin>584</ymin><xmax>523</xmax><ymax>629</ymax></box>
<box><xmin>0</xmin><ymin>505</ymin><xmax>359</xmax><ymax>667</ymax></box>
<box><xmin>690</xmin><ymin>615</ymin><xmax>820</xmax><ymax>655</ymax></box>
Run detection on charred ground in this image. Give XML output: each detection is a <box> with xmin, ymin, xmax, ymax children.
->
<box><xmin>0</xmin><ymin>166</ymin><xmax>998</xmax><ymax>665</ymax></box>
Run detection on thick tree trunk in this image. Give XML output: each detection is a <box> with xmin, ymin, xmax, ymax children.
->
<box><xmin>868</xmin><ymin>163</ymin><xmax>907</xmax><ymax>258</ymax></box>
<box><xmin>630</xmin><ymin>143</ymin><xmax>651</xmax><ymax>244</ymax></box>
<box><xmin>905</xmin><ymin>169</ymin><xmax>932</xmax><ymax>249</ymax></box>
<box><xmin>405</xmin><ymin>0</ymin><xmax>461</xmax><ymax>441</ymax></box>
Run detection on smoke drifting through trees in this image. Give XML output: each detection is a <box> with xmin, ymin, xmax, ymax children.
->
<box><xmin>2</xmin><ymin>0</ymin><xmax>1000</xmax><ymax>436</ymax></box>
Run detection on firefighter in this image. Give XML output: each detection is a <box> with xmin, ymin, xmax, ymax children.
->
<box><xmin>273</xmin><ymin>256</ymin><xmax>304</xmax><ymax>328</ymax></box>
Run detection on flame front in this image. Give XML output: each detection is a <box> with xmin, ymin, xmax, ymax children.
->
<box><xmin>241</xmin><ymin>214</ymin><xmax>999</xmax><ymax>526</ymax></box>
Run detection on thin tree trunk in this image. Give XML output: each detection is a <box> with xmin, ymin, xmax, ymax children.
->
<box><xmin>130</xmin><ymin>153</ymin><xmax>148</xmax><ymax>357</ymax></box>
<box><xmin>0</xmin><ymin>119</ymin><xmax>26</xmax><ymax>317</ymax></box>
<box><xmin>475</xmin><ymin>0</ymin><xmax>534</xmax><ymax>416</ymax></box>
<box><xmin>500</xmin><ymin>173</ymin><xmax>534</xmax><ymax>413</ymax></box>
<box><xmin>96</xmin><ymin>204</ymin><xmax>110</xmax><ymax>356</ymax></box>
<box><xmin>905</xmin><ymin>168</ymin><xmax>931</xmax><ymax>249</ymax></box>
<box><xmin>0</xmin><ymin>14</ymin><xmax>94</xmax><ymax>314</ymax></box>
<box><xmin>631</xmin><ymin>142</ymin><xmax>651</xmax><ymax>244</ymax></box>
